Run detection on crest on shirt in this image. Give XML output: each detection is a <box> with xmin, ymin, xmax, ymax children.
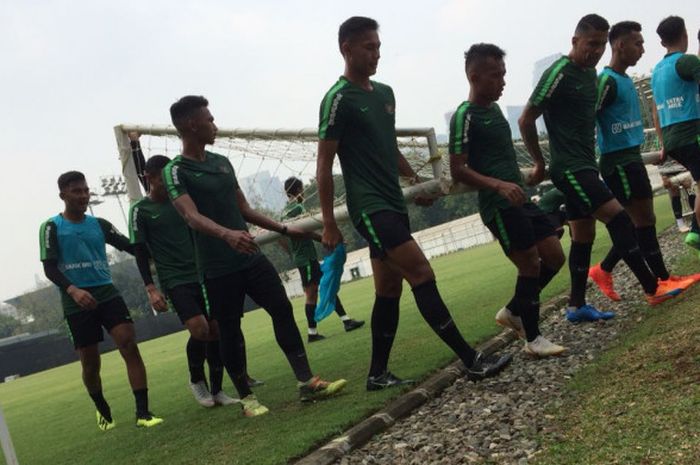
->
<box><xmin>385</xmin><ymin>104</ymin><xmax>395</xmax><ymax>114</ymax></box>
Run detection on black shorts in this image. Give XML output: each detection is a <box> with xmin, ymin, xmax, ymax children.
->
<box><xmin>204</xmin><ymin>254</ymin><xmax>290</xmax><ymax>322</ymax></box>
<box><xmin>65</xmin><ymin>297</ymin><xmax>132</xmax><ymax>349</ymax></box>
<box><xmin>298</xmin><ymin>261</ymin><xmax>322</xmax><ymax>287</ymax></box>
<box><xmin>553</xmin><ymin>169</ymin><xmax>615</xmax><ymax>221</ymax></box>
<box><xmin>355</xmin><ymin>210</ymin><xmax>414</xmax><ymax>259</ymax></box>
<box><xmin>166</xmin><ymin>283</ymin><xmax>209</xmax><ymax>324</ymax></box>
<box><xmin>486</xmin><ymin>203</ymin><xmax>558</xmax><ymax>254</ymax></box>
<box><xmin>602</xmin><ymin>162</ymin><xmax>653</xmax><ymax>205</ymax></box>
<box><xmin>667</xmin><ymin>142</ymin><xmax>700</xmax><ymax>181</ymax></box>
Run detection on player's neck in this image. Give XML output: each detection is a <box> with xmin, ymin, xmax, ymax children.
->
<box><xmin>665</xmin><ymin>45</ymin><xmax>684</xmax><ymax>55</ymax></box>
<box><xmin>62</xmin><ymin>208</ymin><xmax>86</xmax><ymax>223</ymax></box>
<box><xmin>468</xmin><ymin>90</ymin><xmax>493</xmax><ymax>107</ymax></box>
<box><xmin>567</xmin><ymin>52</ymin><xmax>588</xmax><ymax>69</ymax></box>
<box><xmin>149</xmin><ymin>191</ymin><xmax>169</xmax><ymax>203</ymax></box>
<box><xmin>181</xmin><ymin>139</ymin><xmax>207</xmax><ymax>161</ymax></box>
<box><xmin>343</xmin><ymin>68</ymin><xmax>373</xmax><ymax>91</ymax></box>
<box><xmin>608</xmin><ymin>57</ymin><xmax>629</xmax><ymax>75</ymax></box>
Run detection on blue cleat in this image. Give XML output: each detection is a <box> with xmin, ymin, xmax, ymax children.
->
<box><xmin>565</xmin><ymin>304</ymin><xmax>615</xmax><ymax>323</ymax></box>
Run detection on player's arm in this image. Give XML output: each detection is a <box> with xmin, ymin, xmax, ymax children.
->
<box><xmin>97</xmin><ymin>218</ymin><xmax>135</xmax><ymax>255</ymax></box>
<box><xmin>317</xmin><ymin>139</ymin><xmax>343</xmax><ymax>249</ymax></box>
<box><xmin>651</xmin><ymin>104</ymin><xmax>665</xmax><ymax>163</ymax></box>
<box><xmin>518</xmin><ymin>103</ymin><xmax>546</xmax><ymax>186</ymax></box>
<box><xmin>128</xmin><ymin>131</ymin><xmax>149</xmax><ymax>192</ymax></box>
<box><xmin>450</xmin><ymin>152</ymin><xmax>525</xmax><ymax>207</ymax></box>
<box><xmin>676</xmin><ymin>54</ymin><xmax>700</xmax><ymax>83</ymax></box>
<box><xmin>596</xmin><ymin>75</ymin><xmax>617</xmax><ymax>112</ymax></box>
<box><xmin>39</xmin><ymin>220</ymin><xmax>97</xmax><ymax>310</ymax></box>
<box><xmin>128</xmin><ymin>204</ymin><xmax>167</xmax><ymax>311</ymax></box>
<box><xmin>236</xmin><ymin>189</ymin><xmax>319</xmax><ymax>241</ymax></box>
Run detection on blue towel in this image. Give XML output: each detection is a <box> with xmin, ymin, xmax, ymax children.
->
<box><xmin>315</xmin><ymin>243</ymin><xmax>347</xmax><ymax>322</ymax></box>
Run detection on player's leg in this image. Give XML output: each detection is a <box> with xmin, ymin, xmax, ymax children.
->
<box><xmin>301</xmin><ymin>266</ymin><xmax>324</xmax><ymax>341</ymax></box>
<box><xmin>242</xmin><ymin>255</ymin><xmax>346</xmax><ymax>402</ymax></box>
<box><xmin>668</xmin><ymin>143</ymin><xmax>700</xmax><ymax>248</ymax></box>
<box><xmin>663</xmin><ymin>175</ymin><xmax>688</xmax><ymax>232</ymax></box>
<box><xmin>358</xmin><ymin>211</ymin><xmax>511</xmax><ymax>381</ymax></box>
<box><xmin>105</xmin><ymin>298</ymin><xmax>162</xmax><ymax>427</ymax></box>
<box><xmin>336</xmin><ymin>294</ymin><xmax>364</xmax><ymax>331</ymax></box>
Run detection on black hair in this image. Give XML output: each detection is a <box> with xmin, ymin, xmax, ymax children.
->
<box><xmin>575</xmin><ymin>14</ymin><xmax>610</xmax><ymax>35</ymax></box>
<box><xmin>144</xmin><ymin>155</ymin><xmax>171</xmax><ymax>175</ymax></box>
<box><xmin>464</xmin><ymin>43</ymin><xmax>506</xmax><ymax>73</ymax></box>
<box><xmin>57</xmin><ymin>171</ymin><xmax>86</xmax><ymax>191</ymax></box>
<box><xmin>284</xmin><ymin>176</ymin><xmax>303</xmax><ymax>195</ymax></box>
<box><xmin>656</xmin><ymin>16</ymin><xmax>685</xmax><ymax>45</ymax></box>
<box><xmin>338</xmin><ymin>16</ymin><xmax>379</xmax><ymax>51</ymax></box>
<box><xmin>609</xmin><ymin>21</ymin><xmax>642</xmax><ymax>44</ymax></box>
<box><xmin>170</xmin><ymin>95</ymin><xmax>209</xmax><ymax>130</ymax></box>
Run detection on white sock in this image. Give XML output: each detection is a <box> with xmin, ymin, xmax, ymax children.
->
<box><xmin>340</xmin><ymin>315</ymin><xmax>350</xmax><ymax>322</ymax></box>
<box><xmin>308</xmin><ymin>328</ymin><xmax>318</xmax><ymax>335</ymax></box>
<box><xmin>676</xmin><ymin>218</ymin><xmax>686</xmax><ymax>229</ymax></box>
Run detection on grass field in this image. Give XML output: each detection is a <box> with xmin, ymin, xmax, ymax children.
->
<box><xmin>534</xmin><ymin>250</ymin><xmax>700</xmax><ymax>465</ymax></box>
<box><xmin>0</xmin><ymin>197</ymin><xmax>675</xmax><ymax>465</ymax></box>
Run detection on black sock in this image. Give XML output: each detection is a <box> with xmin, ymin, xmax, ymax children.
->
<box><xmin>690</xmin><ymin>194</ymin><xmax>700</xmax><ymax>232</ymax></box>
<box><xmin>369</xmin><ymin>295</ymin><xmax>400</xmax><ymax>377</ymax></box>
<box><xmin>606</xmin><ymin>211</ymin><xmax>657</xmax><ymax>295</ymax></box>
<box><xmin>304</xmin><ymin>303</ymin><xmax>317</xmax><ymax>330</ymax></box>
<box><xmin>206</xmin><ymin>340</ymin><xmax>224</xmax><ymax>395</ymax></box>
<box><xmin>538</xmin><ymin>262</ymin><xmax>559</xmax><ymax>290</ymax></box>
<box><xmin>334</xmin><ymin>297</ymin><xmax>347</xmax><ymax>317</ymax></box>
<box><xmin>186</xmin><ymin>336</ymin><xmax>207</xmax><ymax>384</ymax></box>
<box><xmin>637</xmin><ymin>225</ymin><xmax>669</xmax><ymax>281</ymax></box>
<box><xmin>89</xmin><ymin>390</ymin><xmax>112</xmax><ymax>422</ymax></box>
<box><xmin>133</xmin><ymin>388</ymin><xmax>149</xmax><ymax>416</ymax></box>
<box><xmin>568</xmin><ymin>241</ymin><xmax>592</xmax><ymax>308</ymax></box>
<box><xmin>671</xmin><ymin>195</ymin><xmax>683</xmax><ymax>219</ymax></box>
<box><xmin>600</xmin><ymin>247</ymin><xmax>621</xmax><ymax>273</ymax></box>
<box><xmin>505</xmin><ymin>296</ymin><xmax>519</xmax><ymax>316</ymax></box>
<box><xmin>217</xmin><ymin>317</ymin><xmax>253</xmax><ymax>399</ymax></box>
<box><xmin>412</xmin><ymin>280</ymin><xmax>477</xmax><ymax>368</ymax></box>
<box><xmin>511</xmin><ymin>276</ymin><xmax>541</xmax><ymax>342</ymax></box>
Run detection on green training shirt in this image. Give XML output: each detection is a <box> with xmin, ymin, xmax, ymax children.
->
<box><xmin>448</xmin><ymin>101</ymin><xmax>524</xmax><ymax>223</ymax></box>
<box><xmin>318</xmin><ymin>76</ymin><xmax>407</xmax><ymax>226</ymax></box>
<box><xmin>595</xmin><ymin>74</ymin><xmax>643</xmax><ymax>176</ymax></box>
<box><xmin>129</xmin><ymin>197</ymin><xmax>199</xmax><ymax>290</ymax></box>
<box><xmin>163</xmin><ymin>152</ymin><xmax>257</xmax><ymax>279</ymax></box>
<box><xmin>661</xmin><ymin>54</ymin><xmax>700</xmax><ymax>151</ymax></box>
<box><xmin>529</xmin><ymin>56</ymin><xmax>598</xmax><ymax>181</ymax></box>
<box><xmin>281</xmin><ymin>200</ymin><xmax>318</xmax><ymax>267</ymax></box>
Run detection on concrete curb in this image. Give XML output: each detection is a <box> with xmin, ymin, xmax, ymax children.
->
<box><xmin>293</xmin><ymin>293</ymin><xmax>570</xmax><ymax>465</ymax></box>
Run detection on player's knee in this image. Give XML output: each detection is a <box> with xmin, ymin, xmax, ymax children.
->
<box><xmin>190</xmin><ymin>325</ymin><xmax>210</xmax><ymax>341</ymax></box>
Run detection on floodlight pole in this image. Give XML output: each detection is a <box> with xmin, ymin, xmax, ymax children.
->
<box><xmin>0</xmin><ymin>404</ymin><xmax>19</xmax><ymax>465</ymax></box>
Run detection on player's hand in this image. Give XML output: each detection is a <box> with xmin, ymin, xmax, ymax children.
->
<box><xmin>496</xmin><ymin>181</ymin><xmax>526</xmax><ymax>207</ymax></box>
<box><xmin>321</xmin><ymin>222</ymin><xmax>344</xmax><ymax>250</ymax></box>
<box><xmin>222</xmin><ymin>230</ymin><xmax>258</xmax><ymax>254</ymax></box>
<box><xmin>146</xmin><ymin>286</ymin><xmax>168</xmax><ymax>312</ymax></box>
<box><xmin>127</xmin><ymin>131</ymin><xmax>140</xmax><ymax>142</ymax></box>
<box><xmin>526</xmin><ymin>162</ymin><xmax>545</xmax><ymax>186</ymax></box>
<box><xmin>414</xmin><ymin>196</ymin><xmax>435</xmax><ymax>207</ymax></box>
<box><xmin>654</xmin><ymin>148</ymin><xmax>666</xmax><ymax>165</ymax></box>
<box><xmin>67</xmin><ymin>286</ymin><xmax>98</xmax><ymax>310</ymax></box>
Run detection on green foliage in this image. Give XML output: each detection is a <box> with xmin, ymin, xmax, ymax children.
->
<box><xmin>0</xmin><ymin>313</ymin><xmax>21</xmax><ymax>338</ymax></box>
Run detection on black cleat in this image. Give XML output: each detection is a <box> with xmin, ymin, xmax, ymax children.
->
<box><xmin>343</xmin><ymin>319</ymin><xmax>365</xmax><ymax>332</ymax></box>
<box><xmin>246</xmin><ymin>376</ymin><xmax>265</xmax><ymax>388</ymax></box>
<box><xmin>465</xmin><ymin>352</ymin><xmax>512</xmax><ymax>382</ymax></box>
<box><xmin>366</xmin><ymin>371</ymin><xmax>415</xmax><ymax>391</ymax></box>
<box><xmin>307</xmin><ymin>333</ymin><xmax>326</xmax><ymax>343</ymax></box>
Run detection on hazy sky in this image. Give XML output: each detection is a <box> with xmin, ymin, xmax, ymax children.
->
<box><xmin>0</xmin><ymin>0</ymin><xmax>697</xmax><ymax>301</ymax></box>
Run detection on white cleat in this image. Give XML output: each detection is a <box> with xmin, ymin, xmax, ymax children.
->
<box><xmin>212</xmin><ymin>390</ymin><xmax>239</xmax><ymax>406</ymax></box>
<box><xmin>523</xmin><ymin>336</ymin><xmax>567</xmax><ymax>357</ymax></box>
<box><xmin>189</xmin><ymin>381</ymin><xmax>215</xmax><ymax>408</ymax></box>
<box><xmin>495</xmin><ymin>307</ymin><xmax>525</xmax><ymax>339</ymax></box>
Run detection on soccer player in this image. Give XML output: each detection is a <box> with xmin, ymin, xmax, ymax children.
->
<box><xmin>519</xmin><ymin>14</ymin><xmax>682</xmax><ymax>323</ymax></box>
<box><xmin>651</xmin><ymin>16</ymin><xmax>700</xmax><ymax>252</ymax></box>
<box><xmin>39</xmin><ymin>171</ymin><xmax>162</xmax><ymax>430</ymax></box>
<box><xmin>281</xmin><ymin>176</ymin><xmax>364</xmax><ymax>342</ymax></box>
<box><xmin>317</xmin><ymin>16</ymin><xmax>512</xmax><ymax>390</ymax></box>
<box><xmin>588</xmin><ymin>21</ymin><xmax>697</xmax><ymax>301</ymax></box>
<box><xmin>659</xmin><ymin>161</ymin><xmax>695</xmax><ymax>233</ymax></box>
<box><xmin>164</xmin><ymin>96</ymin><xmax>347</xmax><ymax>417</ymax></box>
<box><xmin>449</xmin><ymin>43</ymin><xmax>566</xmax><ymax>357</ymax></box>
<box><xmin>130</xmin><ymin>153</ymin><xmax>257</xmax><ymax>408</ymax></box>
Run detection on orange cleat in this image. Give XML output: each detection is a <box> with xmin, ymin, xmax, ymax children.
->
<box><xmin>662</xmin><ymin>275</ymin><xmax>698</xmax><ymax>291</ymax></box>
<box><xmin>645</xmin><ymin>280</ymin><xmax>683</xmax><ymax>306</ymax></box>
<box><xmin>588</xmin><ymin>263</ymin><xmax>621</xmax><ymax>301</ymax></box>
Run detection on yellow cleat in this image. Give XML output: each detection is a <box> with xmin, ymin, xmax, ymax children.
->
<box><xmin>299</xmin><ymin>376</ymin><xmax>348</xmax><ymax>402</ymax></box>
<box><xmin>96</xmin><ymin>411</ymin><xmax>115</xmax><ymax>431</ymax></box>
<box><xmin>135</xmin><ymin>413</ymin><xmax>164</xmax><ymax>428</ymax></box>
<box><xmin>240</xmin><ymin>395</ymin><xmax>269</xmax><ymax>417</ymax></box>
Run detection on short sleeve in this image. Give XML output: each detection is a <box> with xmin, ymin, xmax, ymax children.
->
<box><xmin>596</xmin><ymin>74</ymin><xmax>617</xmax><ymax>112</ymax></box>
<box><xmin>163</xmin><ymin>160</ymin><xmax>187</xmax><ymax>200</ymax></box>
<box><xmin>529</xmin><ymin>59</ymin><xmax>567</xmax><ymax>109</ymax></box>
<box><xmin>318</xmin><ymin>82</ymin><xmax>348</xmax><ymax>140</ymax></box>
<box><xmin>448</xmin><ymin>103</ymin><xmax>471</xmax><ymax>155</ymax></box>
<box><xmin>676</xmin><ymin>54</ymin><xmax>700</xmax><ymax>82</ymax></box>
<box><xmin>128</xmin><ymin>202</ymin><xmax>146</xmax><ymax>245</ymax></box>
<box><xmin>39</xmin><ymin>220</ymin><xmax>58</xmax><ymax>261</ymax></box>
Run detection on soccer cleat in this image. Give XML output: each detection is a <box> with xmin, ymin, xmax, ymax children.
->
<box><xmin>212</xmin><ymin>390</ymin><xmax>238</xmax><ymax>406</ymax></box>
<box><xmin>495</xmin><ymin>307</ymin><xmax>525</xmax><ymax>339</ymax></box>
<box><xmin>523</xmin><ymin>336</ymin><xmax>567</xmax><ymax>357</ymax></box>
<box><xmin>366</xmin><ymin>371</ymin><xmax>415</xmax><ymax>391</ymax></box>
<box><xmin>645</xmin><ymin>281</ymin><xmax>683</xmax><ymax>306</ymax></box>
<box><xmin>565</xmin><ymin>304</ymin><xmax>615</xmax><ymax>323</ymax></box>
<box><xmin>135</xmin><ymin>412</ymin><xmax>163</xmax><ymax>428</ymax></box>
<box><xmin>343</xmin><ymin>319</ymin><xmax>365</xmax><ymax>332</ymax></box>
<box><xmin>240</xmin><ymin>395</ymin><xmax>269</xmax><ymax>417</ymax></box>
<box><xmin>662</xmin><ymin>275</ymin><xmax>697</xmax><ymax>291</ymax></box>
<box><xmin>189</xmin><ymin>380</ymin><xmax>215</xmax><ymax>407</ymax></box>
<box><xmin>247</xmin><ymin>376</ymin><xmax>265</xmax><ymax>388</ymax></box>
<box><xmin>685</xmin><ymin>231</ymin><xmax>700</xmax><ymax>250</ymax></box>
<box><xmin>299</xmin><ymin>376</ymin><xmax>347</xmax><ymax>402</ymax></box>
<box><xmin>465</xmin><ymin>352</ymin><xmax>512</xmax><ymax>381</ymax></box>
<box><xmin>307</xmin><ymin>333</ymin><xmax>326</xmax><ymax>343</ymax></box>
<box><xmin>96</xmin><ymin>411</ymin><xmax>115</xmax><ymax>431</ymax></box>
<box><xmin>588</xmin><ymin>263</ymin><xmax>621</xmax><ymax>301</ymax></box>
